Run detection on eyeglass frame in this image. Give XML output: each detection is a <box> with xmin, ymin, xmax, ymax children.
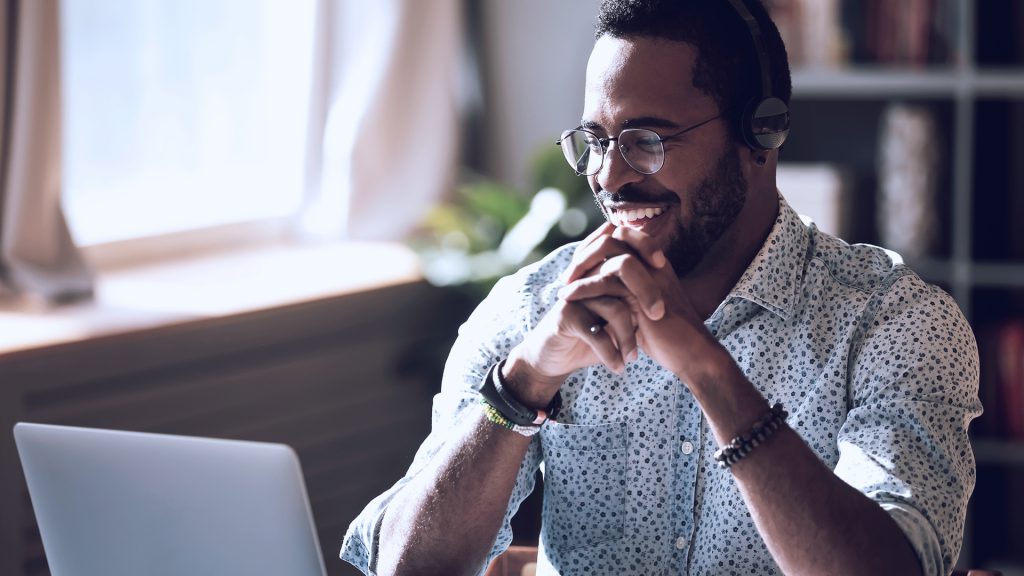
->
<box><xmin>555</xmin><ymin>111</ymin><xmax>728</xmax><ymax>176</ymax></box>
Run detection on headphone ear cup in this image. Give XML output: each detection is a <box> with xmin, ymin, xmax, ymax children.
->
<box><xmin>742</xmin><ymin>96</ymin><xmax>790</xmax><ymax>150</ymax></box>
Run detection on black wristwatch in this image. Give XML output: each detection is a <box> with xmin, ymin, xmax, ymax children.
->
<box><xmin>479</xmin><ymin>360</ymin><xmax>562</xmax><ymax>426</ymax></box>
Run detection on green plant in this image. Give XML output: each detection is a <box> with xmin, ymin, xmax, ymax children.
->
<box><xmin>409</xmin><ymin>144</ymin><xmax>602</xmax><ymax>296</ymax></box>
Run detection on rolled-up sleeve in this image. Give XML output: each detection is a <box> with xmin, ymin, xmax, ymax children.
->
<box><xmin>341</xmin><ymin>250</ymin><xmax>571</xmax><ymax>574</ymax></box>
<box><xmin>835</xmin><ymin>276</ymin><xmax>982</xmax><ymax>576</ymax></box>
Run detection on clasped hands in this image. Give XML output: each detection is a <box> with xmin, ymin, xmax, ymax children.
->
<box><xmin>504</xmin><ymin>222</ymin><xmax>716</xmax><ymax>407</ymax></box>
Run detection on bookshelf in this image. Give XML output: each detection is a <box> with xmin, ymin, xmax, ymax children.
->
<box><xmin>775</xmin><ymin>0</ymin><xmax>1024</xmax><ymax>571</ymax></box>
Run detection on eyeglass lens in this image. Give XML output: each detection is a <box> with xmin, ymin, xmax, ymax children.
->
<box><xmin>558</xmin><ymin>129</ymin><xmax>666</xmax><ymax>176</ymax></box>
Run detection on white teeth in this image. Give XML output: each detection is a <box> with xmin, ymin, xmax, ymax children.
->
<box><xmin>612</xmin><ymin>206</ymin><xmax>664</xmax><ymax>226</ymax></box>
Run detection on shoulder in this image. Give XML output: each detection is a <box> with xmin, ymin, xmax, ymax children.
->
<box><xmin>496</xmin><ymin>242</ymin><xmax>577</xmax><ymax>320</ymax></box>
<box><xmin>511</xmin><ymin>241</ymin><xmax>577</xmax><ymax>292</ymax></box>
<box><xmin>805</xmin><ymin>224</ymin><xmax>974</xmax><ymax>354</ymax></box>
<box><xmin>805</xmin><ymin>224</ymin><xmax>910</xmax><ymax>296</ymax></box>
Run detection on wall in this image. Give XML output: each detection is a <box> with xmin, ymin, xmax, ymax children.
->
<box><xmin>479</xmin><ymin>0</ymin><xmax>600</xmax><ymax>191</ymax></box>
<box><xmin>1</xmin><ymin>281</ymin><xmax>465</xmax><ymax>576</ymax></box>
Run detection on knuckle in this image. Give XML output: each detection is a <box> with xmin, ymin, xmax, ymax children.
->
<box><xmin>619</xmin><ymin>255</ymin><xmax>642</xmax><ymax>275</ymax></box>
<box><xmin>560</xmin><ymin>300</ymin><xmax>585</xmax><ymax>323</ymax></box>
<box><xmin>598</xmin><ymin>259</ymin><xmax>619</xmax><ymax>276</ymax></box>
<box><xmin>567</xmin><ymin>278</ymin><xmax>596</xmax><ymax>298</ymax></box>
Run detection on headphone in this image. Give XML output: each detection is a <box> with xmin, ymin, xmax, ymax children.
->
<box><xmin>725</xmin><ymin>0</ymin><xmax>790</xmax><ymax>150</ymax></box>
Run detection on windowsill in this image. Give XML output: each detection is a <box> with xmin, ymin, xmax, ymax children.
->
<box><xmin>0</xmin><ymin>241</ymin><xmax>423</xmax><ymax>358</ymax></box>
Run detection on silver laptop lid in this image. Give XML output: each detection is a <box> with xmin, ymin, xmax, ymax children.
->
<box><xmin>13</xmin><ymin>423</ymin><xmax>327</xmax><ymax>576</ymax></box>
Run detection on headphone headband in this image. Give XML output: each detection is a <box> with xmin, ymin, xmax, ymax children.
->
<box><xmin>725</xmin><ymin>0</ymin><xmax>772</xmax><ymax>99</ymax></box>
<box><xmin>723</xmin><ymin>0</ymin><xmax>790</xmax><ymax>150</ymax></box>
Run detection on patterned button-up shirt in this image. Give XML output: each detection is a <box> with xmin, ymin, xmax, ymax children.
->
<box><xmin>341</xmin><ymin>196</ymin><xmax>982</xmax><ymax>576</ymax></box>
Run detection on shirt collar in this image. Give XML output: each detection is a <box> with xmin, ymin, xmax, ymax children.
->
<box><xmin>726</xmin><ymin>193</ymin><xmax>808</xmax><ymax>321</ymax></box>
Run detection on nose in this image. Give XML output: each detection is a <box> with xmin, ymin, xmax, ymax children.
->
<box><xmin>595</xmin><ymin>140</ymin><xmax>644</xmax><ymax>193</ymax></box>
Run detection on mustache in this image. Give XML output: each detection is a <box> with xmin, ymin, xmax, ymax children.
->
<box><xmin>595</xmin><ymin>184</ymin><xmax>678</xmax><ymax>206</ymax></box>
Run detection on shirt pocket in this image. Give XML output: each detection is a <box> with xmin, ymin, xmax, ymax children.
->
<box><xmin>539</xmin><ymin>420</ymin><xmax>628</xmax><ymax>551</ymax></box>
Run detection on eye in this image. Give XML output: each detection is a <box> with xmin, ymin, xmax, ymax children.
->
<box><xmin>633</xmin><ymin>133</ymin><xmax>662</xmax><ymax>153</ymax></box>
<box><xmin>583</xmin><ymin>133</ymin><xmax>603</xmax><ymax>152</ymax></box>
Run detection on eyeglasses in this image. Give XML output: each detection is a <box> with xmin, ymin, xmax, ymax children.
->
<box><xmin>556</xmin><ymin>113</ymin><xmax>725</xmax><ymax>176</ymax></box>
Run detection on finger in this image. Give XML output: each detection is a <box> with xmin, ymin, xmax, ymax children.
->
<box><xmin>610</xmin><ymin>226</ymin><xmax>667</xmax><ymax>269</ymax></box>
<box><xmin>561</xmin><ymin>299</ymin><xmax>632</xmax><ymax>373</ymax></box>
<box><xmin>566</xmin><ymin>234</ymin><xmax>634</xmax><ymax>284</ymax></box>
<box><xmin>578</xmin><ymin>296</ymin><xmax>638</xmax><ymax>367</ymax></box>
<box><xmin>569</xmin><ymin>228</ymin><xmax>663</xmax><ymax>282</ymax></box>
<box><xmin>559</xmin><ymin>256</ymin><xmax>665</xmax><ymax>321</ymax></box>
<box><xmin>559</xmin><ymin>222</ymin><xmax>616</xmax><ymax>283</ymax></box>
<box><xmin>599</xmin><ymin>255</ymin><xmax>665</xmax><ymax>320</ymax></box>
<box><xmin>579</xmin><ymin>221</ymin><xmax>617</xmax><ymax>249</ymax></box>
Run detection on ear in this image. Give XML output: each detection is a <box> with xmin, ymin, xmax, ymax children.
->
<box><xmin>738</xmin><ymin>144</ymin><xmax>776</xmax><ymax>196</ymax></box>
<box><xmin>736</xmin><ymin>143</ymin><xmax>766</xmax><ymax>171</ymax></box>
<box><xmin>742</xmin><ymin>145</ymin><xmax>772</xmax><ymax>168</ymax></box>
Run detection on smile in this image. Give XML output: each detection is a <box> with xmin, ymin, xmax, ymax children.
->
<box><xmin>607</xmin><ymin>205</ymin><xmax>666</xmax><ymax>229</ymax></box>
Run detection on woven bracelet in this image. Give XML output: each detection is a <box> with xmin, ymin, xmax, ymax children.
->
<box><xmin>481</xmin><ymin>401</ymin><xmax>545</xmax><ymax>438</ymax></box>
<box><xmin>482</xmin><ymin>402</ymin><xmax>516</xmax><ymax>430</ymax></box>
<box><xmin>713</xmin><ymin>402</ymin><xmax>788</xmax><ymax>470</ymax></box>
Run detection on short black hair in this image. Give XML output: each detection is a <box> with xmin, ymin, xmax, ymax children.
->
<box><xmin>595</xmin><ymin>0</ymin><xmax>791</xmax><ymax>139</ymax></box>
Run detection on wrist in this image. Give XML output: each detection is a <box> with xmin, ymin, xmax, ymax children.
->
<box><xmin>673</xmin><ymin>335</ymin><xmax>731</xmax><ymax>386</ymax></box>
<box><xmin>679</xmin><ymin>340</ymin><xmax>772</xmax><ymax>444</ymax></box>
<box><xmin>478</xmin><ymin>360</ymin><xmax>562</xmax><ymax>431</ymax></box>
<box><xmin>503</xmin><ymin>347</ymin><xmax>566</xmax><ymax>409</ymax></box>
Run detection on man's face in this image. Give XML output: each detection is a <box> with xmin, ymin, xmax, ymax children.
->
<box><xmin>583</xmin><ymin>35</ymin><xmax>748</xmax><ymax>276</ymax></box>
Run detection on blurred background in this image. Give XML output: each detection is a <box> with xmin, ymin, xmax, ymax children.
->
<box><xmin>1</xmin><ymin>0</ymin><xmax>1022</xmax><ymax>574</ymax></box>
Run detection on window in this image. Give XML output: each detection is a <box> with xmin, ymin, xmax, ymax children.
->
<box><xmin>60</xmin><ymin>0</ymin><xmax>316</xmax><ymax>246</ymax></box>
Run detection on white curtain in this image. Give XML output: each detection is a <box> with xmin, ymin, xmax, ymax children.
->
<box><xmin>0</xmin><ymin>0</ymin><xmax>93</xmax><ymax>301</ymax></box>
<box><xmin>300</xmin><ymin>0</ymin><xmax>461</xmax><ymax>241</ymax></box>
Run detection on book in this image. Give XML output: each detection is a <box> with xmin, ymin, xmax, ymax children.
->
<box><xmin>764</xmin><ymin>0</ymin><xmax>847</xmax><ymax>69</ymax></box>
<box><xmin>996</xmin><ymin>320</ymin><xmax>1024</xmax><ymax>439</ymax></box>
<box><xmin>777</xmin><ymin>163</ymin><xmax>850</xmax><ymax>239</ymax></box>
<box><xmin>831</xmin><ymin>0</ymin><xmax>958</xmax><ymax>67</ymax></box>
<box><xmin>877</xmin><ymin>103</ymin><xmax>940</xmax><ymax>261</ymax></box>
<box><xmin>976</xmin><ymin>319</ymin><xmax>1024</xmax><ymax>439</ymax></box>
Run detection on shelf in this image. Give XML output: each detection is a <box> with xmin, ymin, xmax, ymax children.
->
<box><xmin>914</xmin><ymin>262</ymin><xmax>1024</xmax><ymax>290</ymax></box>
<box><xmin>973</xmin><ymin>438</ymin><xmax>1024</xmax><ymax>466</ymax></box>
<box><xmin>905</xmin><ymin>258</ymin><xmax>954</xmax><ymax>285</ymax></box>
<box><xmin>792</xmin><ymin>69</ymin><xmax>1024</xmax><ymax>98</ymax></box>
<box><xmin>971</xmin><ymin>70</ymin><xmax>1024</xmax><ymax>96</ymax></box>
<box><xmin>970</xmin><ymin>263</ymin><xmax>1024</xmax><ymax>288</ymax></box>
<box><xmin>794</xmin><ymin>69</ymin><xmax>959</xmax><ymax>97</ymax></box>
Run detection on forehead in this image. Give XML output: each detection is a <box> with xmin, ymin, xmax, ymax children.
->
<box><xmin>583</xmin><ymin>35</ymin><xmax>716</xmax><ymax>129</ymax></box>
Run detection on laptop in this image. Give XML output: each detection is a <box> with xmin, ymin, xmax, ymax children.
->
<box><xmin>13</xmin><ymin>422</ymin><xmax>328</xmax><ymax>576</ymax></box>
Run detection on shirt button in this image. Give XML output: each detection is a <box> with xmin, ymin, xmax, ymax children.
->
<box><xmin>681</xmin><ymin>441</ymin><xmax>694</xmax><ymax>455</ymax></box>
<box><xmin>675</xmin><ymin>536</ymin><xmax>687</xmax><ymax>550</ymax></box>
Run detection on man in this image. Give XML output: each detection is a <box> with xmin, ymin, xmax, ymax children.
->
<box><xmin>342</xmin><ymin>1</ymin><xmax>981</xmax><ymax>574</ymax></box>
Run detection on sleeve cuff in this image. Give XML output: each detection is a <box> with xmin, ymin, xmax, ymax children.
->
<box><xmin>340</xmin><ymin>503</ymin><xmax>391</xmax><ymax>576</ymax></box>
<box><xmin>368</xmin><ymin>505</ymin><xmax>388</xmax><ymax>574</ymax></box>
<box><xmin>880</xmin><ymin>501</ymin><xmax>945</xmax><ymax>576</ymax></box>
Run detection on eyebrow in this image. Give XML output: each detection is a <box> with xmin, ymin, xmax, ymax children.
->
<box><xmin>580</xmin><ymin>116</ymin><xmax>682</xmax><ymax>133</ymax></box>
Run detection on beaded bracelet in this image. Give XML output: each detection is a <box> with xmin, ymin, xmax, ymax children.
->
<box><xmin>713</xmin><ymin>402</ymin><xmax>788</xmax><ymax>470</ymax></box>
<box><xmin>481</xmin><ymin>401</ymin><xmax>545</xmax><ymax>437</ymax></box>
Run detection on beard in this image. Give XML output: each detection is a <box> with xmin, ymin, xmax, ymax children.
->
<box><xmin>663</xmin><ymin>146</ymin><xmax>747</xmax><ymax>275</ymax></box>
<box><xmin>594</xmin><ymin>146</ymin><xmax>748</xmax><ymax>276</ymax></box>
